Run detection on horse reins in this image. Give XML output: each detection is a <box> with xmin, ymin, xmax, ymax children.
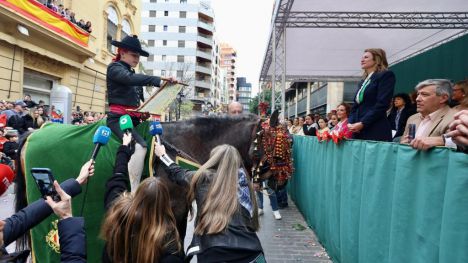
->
<box><xmin>161</xmin><ymin>139</ymin><xmax>200</xmax><ymax>165</ymax></box>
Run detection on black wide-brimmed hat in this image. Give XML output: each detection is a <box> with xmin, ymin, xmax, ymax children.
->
<box><xmin>111</xmin><ymin>35</ymin><xmax>149</xmax><ymax>57</ymax></box>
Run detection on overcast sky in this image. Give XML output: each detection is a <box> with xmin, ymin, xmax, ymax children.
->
<box><xmin>211</xmin><ymin>0</ymin><xmax>275</xmax><ymax>95</ymax></box>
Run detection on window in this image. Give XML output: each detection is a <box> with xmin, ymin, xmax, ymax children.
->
<box><xmin>161</xmin><ymin>70</ymin><xmax>166</xmax><ymax>76</ymax></box>
<box><xmin>145</xmin><ymin>69</ymin><xmax>154</xmax><ymax>75</ymax></box>
<box><xmin>162</xmin><ymin>55</ymin><xmax>166</xmax><ymax>61</ymax></box>
<box><xmin>149</xmin><ymin>10</ymin><xmax>156</xmax><ymax>17</ymax></box>
<box><xmin>163</xmin><ymin>25</ymin><xmax>168</xmax><ymax>31</ymax></box>
<box><xmin>164</xmin><ymin>11</ymin><xmax>169</xmax><ymax>16</ymax></box>
<box><xmin>106</xmin><ymin>6</ymin><xmax>118</xmax><ymax>53</ymax></box>
<box><xmin>177</xmin><ymin>55</ymin><xmax>184</xmax><ymax>62</ymax></box>
<box><xmin>148</xmin><ymin>40</ymin><xmax>155</xmax><ymax>46</ymax></box>
<box><xmin>149</xmin><ymin>25</ymin><xmax>156</xmax><ymax>32</ymax></box>
<box><xmin>178</xmin><ymin>40</ymin><xmax>185</xmax><ymax>48</ymax></box>
<box><xmin>179</xmin><ymin>26</ymin><xmax>186</xmax><ymax>33</ymax></box>
<box><xmin>180</xmin><ymin>0</ymin><xmax>187</xmax><ymax>3</ymax></box>
<box><xmin>177</xmin><ymin>70</ymin><xmax>183</xmax><ymax>78</ymax></box>
<box><xmin>121</xmin><ymin>20</ymin><xmax>131</xmax><ymax>39</ymax></box>
<box><xmin>179</xmin><ymin>11</ymin><xmax>186</xmax><ymax>18</ymax></box>
<box><xmin>162</xmin><ymin>40</ymin><xmax>167</xmax><ymax>46</ymax></box>
<box><xmin>148</xmin><ymin>55</ymin><xmax>154</xmax><ymax>61</ymax></box>
<box><xmin>150</xmin><ymin>0</ymin><xmax>156</xmax><ymax>2</ymax></box>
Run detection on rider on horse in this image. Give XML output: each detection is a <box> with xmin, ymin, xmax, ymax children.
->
<box><xmin>106</xmin><ymin>35</ymin><xmax>177</xmax><ymax>190</ymax></box>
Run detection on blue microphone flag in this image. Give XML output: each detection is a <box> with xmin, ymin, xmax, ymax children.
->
<box><xmin>93</xmin><ymin>126</ymin><xmax>112</xmax><ymax>145</ymax></box>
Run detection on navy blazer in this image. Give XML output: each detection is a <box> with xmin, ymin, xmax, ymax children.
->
<box><xmin>349</xmin><ymin>70</ymin><xmax>395</xmax><ymax>141</ymax></box>
<box><xmin>387</xmin><ymin>106</ymin><xmax>416</xmax><ymax>139</ymax></box>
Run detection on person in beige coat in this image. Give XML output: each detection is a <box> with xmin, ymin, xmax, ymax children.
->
<box><xmin>401</xmin><ymin>79</ymin><xmax>456</xmax><ymax>151</ymax></box>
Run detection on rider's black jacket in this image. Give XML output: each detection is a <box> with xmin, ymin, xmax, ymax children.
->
<box><xmin>106</xmin><ymin>61</ymin><xmax>161</xmax><ymax>107</ymax></box>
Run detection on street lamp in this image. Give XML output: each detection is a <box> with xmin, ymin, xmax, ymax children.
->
<box><xmin>176</xmin><ymin>92</ymin><xmax>184</xmax><ymax>120</ymax></box>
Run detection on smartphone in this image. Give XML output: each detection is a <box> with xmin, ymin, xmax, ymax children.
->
<box><xmin>408</xmin><ymin>124</ymin><xmax>416</xmax><ymax>141</ymax></box>
<box><xmin>31</xmin><ymin>168</ymin><xmax>61</xmax><ymax>202</ymax></box>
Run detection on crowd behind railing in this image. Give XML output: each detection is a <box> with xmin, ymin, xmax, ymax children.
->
<box><xmin>0</xmin><ymin>94</ymin><xmax>105</xmax><ymax>164</ymax></box>
<box><xmin>286</xmin><ymin>79</ymin><xmax>468</xmax><ymax>154</ymax></box>
<box><xmin>38</xmin><ymin>0</ymin><xmax>92</xmax><ymax>33</ymax></box>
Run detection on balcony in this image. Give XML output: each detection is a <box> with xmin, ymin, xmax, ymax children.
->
<box><xmin>197</xmin><ymin>21</ymin><xmax>214</xmax><ymax>32</ymax></box>
<box><xmin>195</xmin><ymin>80</ymin><xmax>211</xmax><ymax>90</ymax></box>
<box><xmin>197</xmin><ymin>33</ymin><xmax>213</xmax><ymax>47</ymax></box>
<box><xmin>195</xmin><ymin>64</ymin><xmax>211</xmax><ymax>75</ymax></box>
<box><xmin>0</xmin><ymin>0</ymin><xmax>94</xmax><ymax>67</ymax></box>
<box><xmin>196</xmin><ymin>48</ymin><xmax>212</xmax><ymax>61</ymax></box>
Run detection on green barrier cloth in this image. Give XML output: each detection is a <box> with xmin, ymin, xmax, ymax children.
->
<box><xmin>24</xmin><ymin>120</ymin><xmax>153</xmax><ymax>263</ymax></box>
<box><xmin>289</xmin><ymin>136</ymin><xmax>468</xmax><ymax>263</ymax></box>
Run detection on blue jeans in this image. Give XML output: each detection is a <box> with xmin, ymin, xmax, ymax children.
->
<box><xmin>257</xmin><ymin>187</ymin><xmax>279</xmax><ymax>211</ymax></box>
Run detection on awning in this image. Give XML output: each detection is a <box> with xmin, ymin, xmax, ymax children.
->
<box><xmin>260</xmin><ymin>0</ymin><xmax>468</xmax><ymax>82</ymax></box>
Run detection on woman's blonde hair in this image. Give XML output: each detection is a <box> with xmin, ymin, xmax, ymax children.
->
<box><xmin>101</xmin><ymin>177</ymin><xmax>180</xmax><ymax>263</ymax></box>
<box><xmin>363</xmin><ymin>48</ymin><xmax>389</xmax><ymax>78</ymax></box>
<box><xmin>188</xmin><ymin>144</ymin><xmax>258</xmax><ymax>235</ymax></box>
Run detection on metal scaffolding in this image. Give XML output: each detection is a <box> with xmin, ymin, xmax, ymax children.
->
<box><xmin>259</xmin><ymin>1</ymin><xmax>468</xmax><ymax>118</ymax></box>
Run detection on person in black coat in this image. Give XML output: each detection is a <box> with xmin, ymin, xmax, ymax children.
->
<box><xmin>387</xmin><ymin>93</ymin><xmax>416</xmax><ymax>141</ymax></box>
<box><xmin>302</xmin><ymin>114</ymin><xmax>317</xmax><ymax>136</ymax></box>
<box><xmin>106</xmin><ymin>35</ymin><xmax>178</xmax><ymax>191</ymax></box>
<box><xmin>0</xmin><ymin>160</ymin><xmax>94</xmax><ymax>262</ymax></box>
<box><xmin>101</xmin><ymin>133</ymin><xmax>183</xmax><ymax>263</ymax></box>
<box><xmin>348</xmin><ymin>48</ymin><xmax>396</xmax><ymax>142</ymax></box>
<box><xmin>3</xmin><ymin>132</ymin><xmax>19</xmax><ymax>160</ymax></box>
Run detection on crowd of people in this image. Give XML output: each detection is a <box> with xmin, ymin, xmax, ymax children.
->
<box><xmin>39</xmin><ymin>0</ymin><xmax>92</xmax><ymax>33</ymax></box>
<box><xmin>0</xmin><ymin>95</ymin><xmax>106</xmax><ymax>164</ymax></box>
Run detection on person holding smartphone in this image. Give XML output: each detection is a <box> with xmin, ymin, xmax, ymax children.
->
<box><xmin>0</xmin><ymin>160</ymin><xmax>94</xmax><ymax>262</ymax></box>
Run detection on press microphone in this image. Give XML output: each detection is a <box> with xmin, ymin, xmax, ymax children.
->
<box><xmin>149</xmin><ymin>121</ymin><xmax>163</xmax><ymax>145</ymax></box>
<box><xmin>119</xmin><ymin>115</ymin><xmax>133</xmax><ymax>135</ymax></box>
<box><xmin>91</xmin><ymin>126</ymin><xmax>112</xmax><ymax>160</ymax></box>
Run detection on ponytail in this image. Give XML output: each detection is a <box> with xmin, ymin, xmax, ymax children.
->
<box><xmin>112</xmin><ymin>47</ymin><xmax>129</xmax><ymax>62</ymax></box>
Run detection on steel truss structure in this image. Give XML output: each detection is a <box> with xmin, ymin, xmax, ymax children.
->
<box><xmin>259</xmin><ymin>0</ymin><xmax>468</xmax><ymax>116</ymax></box>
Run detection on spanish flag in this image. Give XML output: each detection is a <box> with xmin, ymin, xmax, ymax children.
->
<box><xmin>0</xmin><ymin>0</ymin><xmax>89</xmax><ymax>47</ymax></box>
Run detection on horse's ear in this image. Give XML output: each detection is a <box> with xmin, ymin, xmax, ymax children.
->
<box><xmin>270</xmin><ymin>110</ymin><xmax>279</xmax><ymax>127</ymax></box>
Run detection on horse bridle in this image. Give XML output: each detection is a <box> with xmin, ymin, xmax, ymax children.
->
<box><xmin>161</xmin><ymin>139</ymin><xmax>200</xmax><ymax>165</ymax></box>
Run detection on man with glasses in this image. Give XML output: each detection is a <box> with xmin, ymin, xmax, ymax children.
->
<box><xmin>451</xmin><ymin>80</ymin><xmax>467</xmax><ymax>110</ymax></box>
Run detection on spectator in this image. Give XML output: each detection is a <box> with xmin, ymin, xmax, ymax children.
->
<box><xmin>83</xmin><ymin>115</ymin><xmax>95</xmax><ymax>125</ymax></box>
<box><xmin>0</xmin><ymin>102</ymin><xmax>5</xmax><ymax>112</ymax></box>
<box><xmin>32</xmin><ymin>109</ymin><xmax>45</xmax><ymax>129</ymax></box>
<box><xmin>295</xmin><ymin>117</ymin><xmax>305</xmax><ymax>135</ymax></box>
<box><xmin>317</xmin><ymin>117</ymin><xmax>330</xmax><ymax>136</ymax></box>
<box><xmin>5</xmin><ymin>100</ymin><xmax>27</xmax><ymax>134</ymax></box>
<box><xmin>286</xmin><ymin>119</ymin><xmax>294</xmax><ymax>133</ymax></box>
<box><xmin>446</xmin><ymin>110</ymin><xmax>468</xmax><ymax>153</ymax></box>
<box><xmin>83</xmin><ymin>21</ymin><xmax>92</xmax><ymax>33</ymax></box>
<box><xmin>303</xmin><ymin>114</ymin><xmax>317</xmax><ymax>136</ymax></box>
<box><xmin>332</xmin><ymin>103</ymin><xmax>353</xmax><ymax>139</ymax></box>
<box><xmin>312</xmin><ymin>114</ymin><xmax>320</xmax><ymax>129</ymax></box>
<box><xmin>101</xmin><ymin>133</ymin><xmax>183</xmax><ymax>263</ymax></box>
<box><xmin>5</xmin><ymin>102</ymin><xmax>14</xmax><ymax>110</ymax></box>
<box><xmin>387</xmin><ymin>93</ymin><xmax>416</xmax><ymax>142</ymax></box>
<box><xmin>22</xmin><ymin>108</ymin><xmax>34</xmax><ymax>131</ymax></box>
<box><xmin>452</xmin><ymin>80</ymin><xmax>468</xmax><ymax>110</ymax></box>
<box><xmin>69</xmin><ymin>12</ymin><xmax>77</xmax><ymax>24</ymax></box>
<box><xmin>37</xmin><ymin>106</ymin><xmax>49</xmax><ymax>122</ymax></box>
<box><xmin>154</xmin><ymin>144</ymin><xmax>264</xmax><ymax>262</ymax></box>
<box><xmin>0</xmin><ymin>129</ymin><xmax>7</xmax><ymax>152</ymax></box>
<box><xmin>0</xmin><ymin>160</ymin><xmax>94</xmax><ymax>262</ymax></box>
<box><xmin>23</xmin><ymin>94</ymin><xmax>37</xmax><ymax>109</ymax></box>
<box><xmin>401</xmin><ymin>79</ymin><xmax>456</xmax><ymax>150</ymax></box>
<box><xmin>227</xmin><ymin>101</ymin><xmax>243</xmax><ymax>115</ymax></box>
<box><xmin>77</xmin><ymin>19</ymin><xmax>86</xmax><ymax>29</ymax></box>
<box><xmin>63</xmin><ymin>8</ymin><xmax>71</xmax><ymax>20</ymax></box>
<box><xmin>290</xmin><ymin>117</ymin><xmax>302</xmax><ymax>135</ymax></box>
<box><xmin>348</xmin><ymin>48</ymin><xmax>395</xmax><ymax>142</ymax></box>
<box><xmin>3</xmin><ymin>130</ymin><xmax>19</xmax><ymax>160</ymax></box>
<box><xmin>328</xmin><ymin>114</ymin><xmax>338</xmax><ymax>130</ymax></box>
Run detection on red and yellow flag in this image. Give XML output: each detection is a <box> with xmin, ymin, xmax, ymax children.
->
<box><xmin>0</xmin><ymin>0</ymin><xmax>89</xmax><ymax>47</ymax></box>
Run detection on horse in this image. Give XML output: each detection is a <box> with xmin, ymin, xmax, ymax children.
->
<box><xmin>14</xmin><ymin>114</ymin><xmax>260</xmax><ymax>262</ymax></box>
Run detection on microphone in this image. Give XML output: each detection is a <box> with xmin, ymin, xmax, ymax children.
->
<box><xmin>91</xmin><ymin>126</ymin><xmax>112</xmax><ymax>160</ymax></box>
<box><xmin>119</xmin><ymin>115</ymin><xmax>133</xmax><ymax>135</ymax></box>
<box><xmin>149</xmin><ymin>121</ymin><xmax>163</xmax><ymax>145</ymax></box>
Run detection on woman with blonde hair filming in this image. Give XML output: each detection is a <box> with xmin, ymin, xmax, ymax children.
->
<box><xmin>155</xmin><ymin>144</ymin><xmax>264</xmax><ymax>263</ymax></box>
<box><xmin>101</xmin><ymin>133</ymin><xmax>183</xmax><ymax>263</ymax></box>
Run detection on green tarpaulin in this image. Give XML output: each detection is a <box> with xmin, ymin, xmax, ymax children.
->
<box><xmin>23</xmin><ymin>120</ymin><xmax>153</xmax><ymax>263</ymax></box>
<box><xmin>289</xmin><ymin>136</ymin><xmax>468</xmax><ymax>263</ymax></box>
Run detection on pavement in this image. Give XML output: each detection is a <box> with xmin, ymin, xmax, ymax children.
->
<box><xmin>0</xmin><ymin>183</ymin><xmax>16</xmax><ymax>253</ymax></box>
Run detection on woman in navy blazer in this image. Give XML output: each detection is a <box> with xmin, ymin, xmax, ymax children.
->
<box><xmin>348</xmin><ymin>48</ymin><xmax>396</xmax><ymax>142</ymax></box>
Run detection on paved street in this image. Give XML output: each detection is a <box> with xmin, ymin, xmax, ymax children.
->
<box><xmin>0</xmin><ymin>184</ymin><xmax>16</xmax><ymax>254</ymax></box>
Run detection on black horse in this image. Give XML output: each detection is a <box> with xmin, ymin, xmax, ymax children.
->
<box><xmin>14</xmin><ymin>114</ymin><xmax>261</xmax><ymax>260</ymax></box>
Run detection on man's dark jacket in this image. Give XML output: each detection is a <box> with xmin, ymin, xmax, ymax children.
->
<box><xmin>106</xmin><ymin>61</ymin><xmax>161</xmax><ymax>107</ymax></box>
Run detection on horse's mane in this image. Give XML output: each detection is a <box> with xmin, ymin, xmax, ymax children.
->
<box><xmin>164</xmin><ymin>113</ymin><xmax>259</xmax><ymax>125</ymax></box>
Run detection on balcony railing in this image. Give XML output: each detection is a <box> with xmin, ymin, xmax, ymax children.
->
<box><xmin>196</xmin><ymin>64</ymin><xmax>211</xmax><ymax>75</ymax></box>
<box><xmin>195</xmin><ymin>80</ymin><xmax>211</xmax><ymax>89</ymax></box>
<box><xmin>196</xmin><ymin>49</ymin><xmax>212</xmax><ymax>60</ymax></box>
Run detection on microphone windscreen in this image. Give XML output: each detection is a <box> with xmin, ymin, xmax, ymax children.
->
<box><xmin>93</xmin><ymin>126</ymin><xmax>112</xmax><ymax>145</ymax></box>
<box><xmin>149</xmin><ymin>121</ymin><xmax>163</xmax><ymax>136</ymax></box>
<box><xmin>119</xmin><ymin>115</ymin><xmax>134</xmax><ymax>132</ymax></box>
